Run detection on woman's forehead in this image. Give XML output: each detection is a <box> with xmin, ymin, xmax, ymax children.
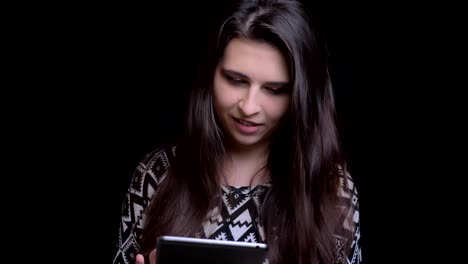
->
<box><xmin>220</xmin><ymin>38</ymin><xmax>289</xmax><ymax>83</ymax></box>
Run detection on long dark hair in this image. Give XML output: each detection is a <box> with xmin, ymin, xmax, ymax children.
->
<box><xmin>141</xmin><ymin>1</ymin><xmax>354</xmax><ymax>263</ymax></box>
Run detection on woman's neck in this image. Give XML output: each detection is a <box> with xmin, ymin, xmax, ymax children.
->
<box><xmin>222</xmin><ymin>144</ymin><xmax>271</xmax><ymax>187</ymax></box>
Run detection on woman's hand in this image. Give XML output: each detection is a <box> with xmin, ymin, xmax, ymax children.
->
<box><xmin>135</xmin><ymin>249</ymin><xmax>157</xmax><ymax>264</ymax></box>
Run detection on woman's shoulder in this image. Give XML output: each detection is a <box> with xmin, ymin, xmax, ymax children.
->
<box><xmin>128</xmin><ymin>144</ymin><xmax>177</xmax><ymax>199</ymax></box>
<box><xmin>137</xmin><ymin>144</ymin><xmax>177</xmax><ymax>172</ymax></box>
<box><xmin>336</xmin><ymin>165</ymin><xmax>358</xmax><ymax>200</ymax></box>
<box><xmin>336</xmin><ymin>164</ymin><xmax>360</xmax><ymax>230</ymax></box>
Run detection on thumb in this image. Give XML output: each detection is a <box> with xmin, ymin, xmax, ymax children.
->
<box><xmin>135</xmin><ymin>254</ymin><xmax>145</xmax><ymax>264</ymax></box>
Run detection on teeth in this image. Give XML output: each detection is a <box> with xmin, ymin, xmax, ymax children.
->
<box><xmin>239</xmin><ymin>119</ymin><xmax>254</xmax><ymax>126</ymax></box>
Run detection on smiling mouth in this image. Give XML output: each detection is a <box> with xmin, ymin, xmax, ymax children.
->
<box><xmin>232</xmin><ymin>117</ymin><xmax>261</xmax><ymax>126</ymax></box>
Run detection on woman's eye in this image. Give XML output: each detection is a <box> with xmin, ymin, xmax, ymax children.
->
<box><xmin>226</xmin><ymin>76</ymin><xmax>246</xmax><ymax>85</ymax></box>
<box><xmin>265</xmin><ymin>87</ymin><xmax>280</xmax><ymax>94</ymax></box>
<box><xmin>265</xmin><ymin>84</ymin><xmax>291</xmax><ymax>95</ymax></box>
<box><xmin>265</xmin><ymin>86</ymin><xmax>289</xmax><ymax>95</ymax></box>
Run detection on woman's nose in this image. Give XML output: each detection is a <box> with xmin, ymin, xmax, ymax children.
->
<box><xmin>238</xmin><ymin>88</ymin><xmax>261</xmax><ymax>116</ymax></box>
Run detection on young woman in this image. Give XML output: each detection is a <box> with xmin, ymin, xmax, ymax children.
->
<box><xmin>113</xmin><ymin>1</ymin><xmax>361</xmax><ymax>263</ymax></box>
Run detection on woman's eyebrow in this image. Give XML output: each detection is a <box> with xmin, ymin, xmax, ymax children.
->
<box><xmin>221</xmin><ymin>68</ymin><xmax>249</xmax><ymax>79</ymax></box>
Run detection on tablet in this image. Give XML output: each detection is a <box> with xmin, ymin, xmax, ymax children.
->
<box><xmin>156</xmin><ymin>235</ymin><xmax>268</xmax><ymax>264</ymax></box>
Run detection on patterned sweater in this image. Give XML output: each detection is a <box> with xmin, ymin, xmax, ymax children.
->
<box><xmin>113</xmin><ymin>145</ymin><xmax>362</xmax><ymax>264</ymax></box>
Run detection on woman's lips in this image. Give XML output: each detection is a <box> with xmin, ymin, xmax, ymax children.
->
<box><xmin>232</xmin><ymin>117</ymin><xmax>262</xmax><ymax>134</ymax></box>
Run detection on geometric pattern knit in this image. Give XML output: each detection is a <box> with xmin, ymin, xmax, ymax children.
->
<box><xmin>113</xmin><ymin>145</ymin><xmax>361</xmax><ymax>264</ymax></box>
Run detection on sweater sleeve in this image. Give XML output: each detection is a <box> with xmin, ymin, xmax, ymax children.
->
<box><xmin>113</xmin><ymin>145</ymin><xmax>176</xmax><ymax>264</ymax></box>
<box><xmin>335</xmin><ymin>168</ymin><xmax>362</xmax><ymax>264</ymax></box>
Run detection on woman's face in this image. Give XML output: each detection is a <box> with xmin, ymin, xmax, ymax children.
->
<box><xmin>213</xmin><ymin>37</ymin><xmax>291</xmax><ymax>150</ymax></box>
